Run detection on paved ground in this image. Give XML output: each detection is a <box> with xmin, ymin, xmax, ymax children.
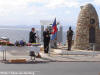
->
<box><xmin>0</xmin><ymin>62</ymin><xmax>100</xmax><ymax>75</ymax></box>
<box><xmin>0</xmin><ymin>49</ymin><xmax>99</xmax><ymax>75</ymax></box>
<box><xmin>0</xmin><ymin>48</ymin><xmax>100</xmax><ymax>62</ymax></box>
<box><xmin>43</xmin><ymin>49</ymin><xmax>100</xmax><ymax>62</ymax></box>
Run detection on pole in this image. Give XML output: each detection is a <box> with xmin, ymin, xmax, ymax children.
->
<box><xmin>4</xmin><ymin>50</ymin><xmax>6</xmax><ymax>61</ymax></box>
<box><xmin>3</xmin><ymin>50</ymin><xmax>4</xmax><ymax>61</ymax></box>
<box><xmin>92</xmin><ymin>43</ymin><xmax>95</xmax><ymax>57</ymax></box>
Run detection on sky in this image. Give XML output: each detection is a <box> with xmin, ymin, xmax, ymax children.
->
<box><xmin>0</xmin><ymin>0</ymin><xmax>100</xmax><ymax>26</ymax></box>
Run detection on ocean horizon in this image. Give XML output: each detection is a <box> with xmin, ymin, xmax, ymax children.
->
<box><xmin>0</xmin><ymin>25</ymin><xmax>76</xmax><ymax>45</ymax></box>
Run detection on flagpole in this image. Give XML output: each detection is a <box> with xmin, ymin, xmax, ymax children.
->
<box><xmin>49</xmin><ymin>18</ymin><xmax>57</xmax><ymax>55</ymax></box>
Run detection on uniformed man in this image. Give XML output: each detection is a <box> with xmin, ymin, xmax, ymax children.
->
<box><xmin>67</xmin><ymin>27</ymin><xmax>73</xmax><ymax>51</ymax></box>
<box><xmin>43</xmin><ymin>28</ymin><xmax>51</xmax><ymax>53</ymax></box>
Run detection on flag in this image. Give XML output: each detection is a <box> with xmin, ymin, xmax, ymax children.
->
<box><xmin>51</xmin><ymin>18</ymin><xmax>57</xmax><ymax>40</ymax></box>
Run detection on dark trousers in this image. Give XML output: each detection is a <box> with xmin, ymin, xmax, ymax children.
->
<box><xmin>44</xmin><ymin>41</ymin><xmax>50</xmax><ymax>53</ymax></box>
<box><xmin>68</xmin><ymin>40</ymin><xmax>72</xmax><ymax>51</ymax></box>
<box><xmin>30</xmin><ymin>40</ymin><xmax>36</xmax><ymax>43</ymax></box>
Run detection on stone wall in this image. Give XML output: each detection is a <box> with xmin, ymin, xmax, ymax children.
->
<box><xmin>74</xmin><ymin>3</ymin><xmax>99</xmax><ymax>50</ymax></box>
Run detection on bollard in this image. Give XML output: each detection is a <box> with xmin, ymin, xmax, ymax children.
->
<box><xmin>92</xmin><ymin>43</ymin><xmax>95</xmax><ymax>57</ymax></box>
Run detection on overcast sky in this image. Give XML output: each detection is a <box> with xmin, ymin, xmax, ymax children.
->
<box><xmin>0</xmin><ymin>0</ymin><xmax>100</xmax><ymax>26</ymax></box>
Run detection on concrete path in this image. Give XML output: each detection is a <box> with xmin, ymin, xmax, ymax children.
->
<box><xmin>0</xmin><ymin>49</ymin><xmax>100</xmax><ymax>62</ymax></box>
<box><xmin>40</xmin><ymin>49</ymin><xmax>100</xmax><ymax>62</ymax></box>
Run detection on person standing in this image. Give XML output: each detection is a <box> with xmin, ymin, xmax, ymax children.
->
<box><xmin>29</xmin><ymin>28</ymin><xmax>41</xmax><ymax>59</ymax></box>
<box><xmin>29</xmin><ymin>28</ymin><xmax>36</xmax><ymax>43</ymax></box>
<box><xmin>43</xmin><ymin>28</ymin><xmax>51</xmax><ymax>53</ymax></box>
<box><xmin>67</xmin><ymin>27</ymin><xmax>73</xmax><ymax>51</ymax></box>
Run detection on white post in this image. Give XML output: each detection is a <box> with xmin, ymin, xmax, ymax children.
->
<box><xmin>92</xmin><ymin>43</ymin><xmax>95</xmax><ymax>57</ymax></box>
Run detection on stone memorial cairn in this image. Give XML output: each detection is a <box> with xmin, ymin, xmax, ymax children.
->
<box><xmin>74</xmin><ymin>3</ymin><xmax>100</xmax><ymax>50</ymax></box>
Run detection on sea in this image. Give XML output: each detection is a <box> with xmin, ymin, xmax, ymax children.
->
<box><xmin>0</xmin><ymin>25</ymin><xmax>75</xmax><ymax>45</ymax></box>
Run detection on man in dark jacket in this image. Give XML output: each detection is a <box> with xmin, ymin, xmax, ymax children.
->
<box><xmin>67</xmin><ymin>27</ymin><xmax>73</xmax><ymax>51</ymax></box>
<box><xmin>29</xmin><ymin>28</ymin><xmax>36</xmax><ymax>43</ymax></box>
<box><xmin>29</xmin><ymin>28</ymin><xmax>41</xmax><ymax>59</ymax></box>
<box><xmin>43</xmin><ymin>28</ymin><xmax>51</xmax><ymax>53</ymax></box>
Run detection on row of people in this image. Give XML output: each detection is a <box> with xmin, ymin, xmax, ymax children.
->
<box><xmin>29</xmin><ymin>27</ymin><xmax>73</xmax><ymax>54</ymax></box>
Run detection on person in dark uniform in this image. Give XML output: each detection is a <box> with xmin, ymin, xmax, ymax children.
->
<box><xmin>29</xmin><ymin>28</ymin><xmax>36</xmax><ymax>43</ymax></box>
<box><xmin>29</xmin><ymin>28</ymin><xmax>41</xmax><ymax>59</ymax></box>
<box><xmin>43</xmin><ymin>28</ymin><xmax>51</xmax><ymax>53</ymax></box>
<box><xmin>29</xmin><ymin>28</ymin><xmax>36</xmax><ymax>60</ymax></box>
<box><xmin>67</xmin><ymin>27</ymin><xmax>73</xmax><ymax>51</ymax></box>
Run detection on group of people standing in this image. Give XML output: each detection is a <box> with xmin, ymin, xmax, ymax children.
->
<box><xmin>29</xmin><ymin>28</ymin><xmax>50</xmax><ymax>53</ymax></box>
<box><xmin>29</xmin><ymin>26</ymin><xmax>73</xmax><ymax>54</ymax></box>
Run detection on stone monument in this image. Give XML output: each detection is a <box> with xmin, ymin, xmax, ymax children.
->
<box><xmin>74</xmin><ymin>3</ymin><xmax>100</xmax><ymax>50</ymax></box>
